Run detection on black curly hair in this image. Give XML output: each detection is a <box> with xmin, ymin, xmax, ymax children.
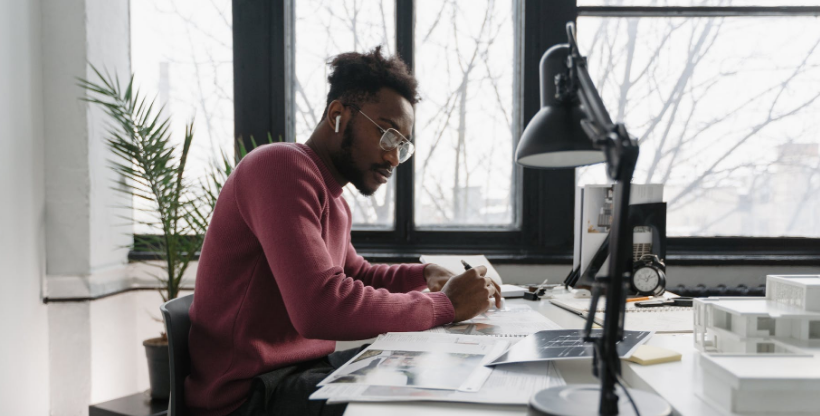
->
<box><xmin>321</xmin><ymin>46</ymin><xmax>420</xmax><ymax>121</ymax></box>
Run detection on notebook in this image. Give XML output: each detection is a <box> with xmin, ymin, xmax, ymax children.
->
<box><xmin>419</xmin><ymin>255</ymin><xmax>527</xmax><ymax>298</ymax></box>
<box><xmin>550</xmin><ymin>294</ymin><xmax>693</xmax><ymax>333</ymax></box>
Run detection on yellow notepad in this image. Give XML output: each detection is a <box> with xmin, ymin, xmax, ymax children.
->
<box><xmin>626</xmin><ymin>345</ymin><xmax>682</xmax><ymax>365</ymax></box>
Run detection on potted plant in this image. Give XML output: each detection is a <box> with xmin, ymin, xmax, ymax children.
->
<box><xmin>79</xmin><ymin>66</ymin><xmax>237</xmax><ymax>399</ymax></box>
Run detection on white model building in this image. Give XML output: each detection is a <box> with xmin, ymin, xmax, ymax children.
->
<box><xmin>693</xmin><ymin>275</ymin><xmax>820</xmax><ymax>415</ymax></box>
<box><xmin>694</xmin><ymin>275</ymin><xmax>820</xmax><ymax>354</ymax></box>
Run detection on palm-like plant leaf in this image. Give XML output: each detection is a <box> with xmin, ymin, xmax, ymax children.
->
<box><xmin>79</xmin><ymin>65</ymin><xmax>211</xmax><ymax>302</ymax></box>
<box><xmin>81</xmin><ymin>66</ymin><xmax>281</xmax><ymax>304</ymax></box>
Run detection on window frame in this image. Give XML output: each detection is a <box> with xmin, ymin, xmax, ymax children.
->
<box><xmin>213</xmin><ymin>0</ymin><xmax>820</xmax><ymax>266</ymax></box>
<box><xmin>576</xmin><ymin>3</ymin><xmax>820</xmax><ymax>266</ymax></box>
<box><xmin>231</xmin><ymin>0</ymin><xmax>578</xmax><ymax>264</ymax></box>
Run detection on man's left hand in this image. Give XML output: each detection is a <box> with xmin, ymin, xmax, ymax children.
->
<box><xmin>423</xmin><ymin>264</ymin><xmax>456</xmax><ymax>292</ymax></box>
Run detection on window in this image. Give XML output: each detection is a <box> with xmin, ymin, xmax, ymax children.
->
<box><xmin>579</xmin><ymin>1</ymin><xmax>820</xmax><ymax>5</ymax></box>
<box><xmin>131</xmin><ymin>0</ymin><xmax>234</xmax><ymax>234</ymax></box>
<box><xmin>294</xmin><ymin>0</ymin><xmax>397</xmax><ymax>228</ymax></box>
<box><xmin>757</xmin><ymin>316</ymin><xmax>775</xmax><ymax>336</ymax></box>
<box><xmin>291</xmin><ymin>0</ymin><xmax>518</xmax><ymax>229</ymax></box>
<box><xmin>226</xmin><ymin>0</ymin><xmax>820</xmax><ymax>264</ymax></box>
<box><xmin>414</xmin><ymin>0</ymin><xmax>516</xmax><ymax>227</ymax></box>
<box><xmin>576</xmin><ymin>11</ymin><xmax>820</xmax><ymax>238</ymax></box>
<box><xmin>231</xmin><ymin>0</ymin><xmax>573</xmax><ymax>262</ymax></box>
<box><xmin>756</xmin><ymin>342</ymin><xmax>775</xmax><ymax>353</ymax></box>
<box><xmin>810</xmin><ymin>321</ymin><xmax>820</xmax><ymax>339</ymax></box>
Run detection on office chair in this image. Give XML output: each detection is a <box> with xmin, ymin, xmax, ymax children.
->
<box><xmin>160</xmin><ymin>294</ymin><xmax>194</xmax><ymax>416</ymax></box>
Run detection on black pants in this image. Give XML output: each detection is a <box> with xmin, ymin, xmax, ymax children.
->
<box><xmin>228</xmin><ymin>345</ymin><xmax>369</xmax><ymax>416</ymax></box>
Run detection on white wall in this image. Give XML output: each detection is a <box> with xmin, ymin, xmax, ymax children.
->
<box><xmin>42</xmin><ymin>0</ymin><xmax>132</xmax><ymax>299</ymax></box>
<box><xmin>0</xmin><ymin>0</ymin><xmax>50</xmax><ymax>415</ymax></box>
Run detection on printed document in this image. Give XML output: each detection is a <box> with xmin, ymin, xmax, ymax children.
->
<box><xmin>311</xmin><ymin>361</ymin><xmax>565</xmax><ymax>405</ymax></box>
<box><xmin>426</xmin><ymin>304</ymin><xmax>561</xmax><ymax>337</ymax></box>
<box><xmin>318</xmin><ymin>332</ymin><xmax>509</xmax><ymax>392</ymax></box>
<box><xmin>489</xmin><ymin>329</ymin><xmax>652</xmax><ymax>365</ymax></box>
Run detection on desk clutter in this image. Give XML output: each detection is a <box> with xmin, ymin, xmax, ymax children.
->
<box><xmin>312</xmin><ymin>305</ymin><xmax>655</xmax><ymax>406</ymax></box>
<box><xmin>311</xmin><ymin>306</ymin><xmax>567</xmax><ymax>405</ymax></box>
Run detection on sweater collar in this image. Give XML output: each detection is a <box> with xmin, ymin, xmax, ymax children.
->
<box><xmin>297</xmin><ymin>143</ymin><xmax>344</xmax><ymax>199</ymax></box>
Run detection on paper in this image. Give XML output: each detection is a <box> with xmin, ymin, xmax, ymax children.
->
<box><xmin>594</xmin><ymin>310</ymin><xmax>693</xmax><ymax>334</ymax></box>
<box><xmin>419</xmin><ymin>254</ymin><xmax>503</xmax><ymax>287</ymax></box>
<box><xmin>488</xmin><ymin>329</ymin><xmax>652</xmax><ymax>366</ymax></box>
<box><xmin>318</xmin><ymin>332</ymin><xmax>509</xmax><ymax>392</ymax></box>
<box><xmin>426</xmin><ymin>304</ymin><xmax>561</xmax><ymax>337</ymax></box>
<box><xmin>550</xmin><ymin>294</ymin><xmax>694</xmax><ymax>333</ymax></box>
<box><xmin>311</xmin><ymin>361</ymin><xmax>565</xmax><ymax>405</ymax></box>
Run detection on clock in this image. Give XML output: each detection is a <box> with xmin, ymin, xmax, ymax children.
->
<box><xmin>631</xmin><ymin>254</ymin><xmax>666</xmax><ymax>296</ymax></box>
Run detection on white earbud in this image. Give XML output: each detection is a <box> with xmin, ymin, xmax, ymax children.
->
<box><xmin>335</xmin><ymin>115</ymin><xmax>341</xmax><ymax>133</ymax></box>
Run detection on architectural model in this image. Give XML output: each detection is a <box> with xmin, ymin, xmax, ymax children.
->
<box><xmin>693</xmin><ymin>275</ymin><xmax>820</xmax><ymax>414</ymax></box>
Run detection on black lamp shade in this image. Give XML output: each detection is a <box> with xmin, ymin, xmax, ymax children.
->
<box><xmin>515</xmin><ymin>43</ymin><xmax>605</xmax><ymax>169</ymax></box>
<box><xmin>515</xmin><ymin>104</ymin><xmax>604</xmax><ymax>168</ymax></box>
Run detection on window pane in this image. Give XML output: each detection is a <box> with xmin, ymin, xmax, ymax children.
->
<box><xmin>576</xmin><ymin>17</ymin><xmax>820</xmax><ymax>237</ymax></box>
<box><xmin>414</xmin><ymin>0</ymin><xmax>517</xmax><ymax>227</ymax></box>
<box><xmin>295</xmin><ymin>0</ymin><xmax>396</xmax><ymax>229</ymax></box>
<box><xmin>579</xmin><ymin>1</ymin><xmax>820</xmax><ymax>6</ymax></box>
<box><xmin>131</xmin><ymin>0</ymin><xmax>234</xmax><ymax>234</ymax></box>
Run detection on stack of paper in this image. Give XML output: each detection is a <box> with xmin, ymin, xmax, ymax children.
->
<box><xmin>311</xmin><ymin>332</ymin><xmax>565</xmax><ymax>405</ymax></box>
<box><xmin>317</xmin><ymin>332</ymin><xmax>508</xmax><ymax>392</ymax></box>
<box><xmin>313</xmin><ymin>361</ymin><xmax>564</xmax><ymax>405</ymax></box>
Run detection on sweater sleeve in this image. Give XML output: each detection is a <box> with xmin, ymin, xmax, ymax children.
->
<box><xmin>233</xmin><ymin>148</ymin><xmax>454</xmax><ymax>340</ymax></box>
<box><xmin>344</xmin><ymin>243</ymin><xmax>429</xmax><ymax>293</ymax></box>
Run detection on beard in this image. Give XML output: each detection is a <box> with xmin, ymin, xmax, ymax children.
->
<box><xmin>329</xmin><ymin>123</ymin><xmax>386</xmax><ymax>197</ymax></box>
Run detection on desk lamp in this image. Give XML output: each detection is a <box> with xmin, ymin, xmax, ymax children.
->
<box><xmin>516</xmin><ymin>22</ymin><xmax>670</xmax><ymax>416</ymax></box>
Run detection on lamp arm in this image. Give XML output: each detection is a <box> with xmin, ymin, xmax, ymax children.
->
<box><xmin>565</xmin><ymin>21</ymin><xmax>641</xmax><ymax>416</ymax></box>
<box><xmin>565</xmin><ymin>22</ymin><xmax>614</xmax><ymax>139</ymax></box>
<box><xmin>574</xmin><ymin>57</ymin><xmax>615</xmax><ymax>136</ymax></box>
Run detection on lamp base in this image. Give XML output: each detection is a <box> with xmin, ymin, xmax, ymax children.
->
<box><xmin>527</xmin><ymin>384</ymin><xmax>671</xmax><ymax>416</ymax></box>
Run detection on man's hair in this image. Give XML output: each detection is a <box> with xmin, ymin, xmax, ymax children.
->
<box><xmin>322</xmin><ymin>46</ymin><xmax>420</xmax><ymax>121</ymax></box>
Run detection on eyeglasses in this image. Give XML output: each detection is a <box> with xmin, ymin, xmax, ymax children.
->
<box><xmin>347</xmin><ymin>105</ymin><xmax>415</xmax><ymax>163</ymax></box>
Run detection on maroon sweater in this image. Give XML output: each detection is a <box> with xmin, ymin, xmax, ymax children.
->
<box><xmin>185</xmin><ymin>143</ymin><xmax>455</xmax><ymax>415</ymax></box>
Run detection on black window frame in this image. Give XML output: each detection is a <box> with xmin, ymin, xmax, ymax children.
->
<box><xmin>208</xmin><ymin>0</ymin><xmax>820</xmax><ymax>266</ymax></box>
<box><xmin>576</xmin><ymin>2</ymin><xmax>820</xmax><ymax>266</ymax></box>
<box><xmin>233</xmin><ymin>0</ymin><xmax>578</xmax><ymax>265</ymax></box>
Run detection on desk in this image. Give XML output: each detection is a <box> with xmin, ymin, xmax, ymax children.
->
<box><xmin>340</xmin><ymin>297</ymin><xmax>725</xmax><ymax>416</ymax></box>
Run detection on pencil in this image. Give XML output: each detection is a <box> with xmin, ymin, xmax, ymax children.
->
<box><xmin>626</xmin><ymin>296</ymin><xmax>652</xmax><ymax>303</ymax></box>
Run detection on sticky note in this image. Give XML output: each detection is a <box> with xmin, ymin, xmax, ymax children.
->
<box><xmin>626</xmin><ymin>345</ymin><xmax>682</xmax><ymax>365</ymax></box>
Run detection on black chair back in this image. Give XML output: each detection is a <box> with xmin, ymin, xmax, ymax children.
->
<box><xmin>160</xmin><ymin>294</ymin><xmax>194</xmax><ymax>416</ymax></box>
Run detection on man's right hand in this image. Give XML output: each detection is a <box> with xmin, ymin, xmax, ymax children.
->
<box><xmin>440</xmin><ymin>266</ymin><xmax>502</xmax><ymax>322</ymax></box>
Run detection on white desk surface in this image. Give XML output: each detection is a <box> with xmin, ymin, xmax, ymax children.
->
<box><xmin>339</xmin><ymin>296</ymin><xmax>729</xmax><ymax>416</ymax></box>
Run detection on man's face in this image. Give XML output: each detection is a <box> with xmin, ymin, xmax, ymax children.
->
<box><xmin>329</xmin><ymin>88</ymin><xmax>414</xmax><ymax>196</ymax></box>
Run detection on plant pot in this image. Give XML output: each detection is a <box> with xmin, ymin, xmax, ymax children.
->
<box><xmin>143</xmin><ymin>337</ymin><xmax>170</xmax><ymax>400</ymax></box>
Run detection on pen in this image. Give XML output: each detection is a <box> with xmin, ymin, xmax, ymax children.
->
<box><xmin>460</xmin><ymin>259</ymin><xmax>472</xmax><ymax>271</ymax></box>
<box><xmin>626</xmin><ymin>296</ymin><xmax>652</xmax><ymax>303</ymax></box>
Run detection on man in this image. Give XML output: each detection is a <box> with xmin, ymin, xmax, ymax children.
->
<box><xmin>186</xmin><ymin>46</ymin><xmax>501</xmax><ymax>416</ymax></box>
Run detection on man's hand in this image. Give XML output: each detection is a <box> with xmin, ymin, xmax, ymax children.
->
<box><xmin>423</xmin><ymin>263</ymin><xmax>456</xmax><ymax>292</ymax></box>
<box><xmin>440</xmin><ymin>266</ymin><xmax>502</xmax><ymax>322</ymax></box>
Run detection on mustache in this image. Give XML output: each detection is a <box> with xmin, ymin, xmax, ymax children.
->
<box><xmin>372</xmin><ymin>164</ymin><xmax>394</xmax><ymax>178</ymax></box>
<box><xmin>372</xmin><ymin>164</ymin><xmax>393</xmax><ymax>173</ymax></box>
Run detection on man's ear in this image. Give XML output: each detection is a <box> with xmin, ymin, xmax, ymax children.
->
<box><xmin>327</xmin><ymin>100</ymin><xmax>346</xmax><ymax>134</ymax></box>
